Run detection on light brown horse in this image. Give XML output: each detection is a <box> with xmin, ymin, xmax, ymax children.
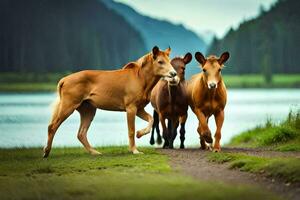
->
<box><xmin>150</xmin><ymin>53</ymin><xmax>192</xmax><ymax>148</ymax></box>
<box><xmin>187</xmin><ymin>51</ymin><xmax>229</xmax><ymax>152</ymax></box>
<box><xmin>43</xmin><ymin>46</ymin><xmax>177</xmax><ymax>157</ymax></box>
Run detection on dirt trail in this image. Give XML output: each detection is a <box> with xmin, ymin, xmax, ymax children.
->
<box><xmin>158</xmin><ymin>148</ymin><xmax>300</xmax><ymax>200</ymax></box>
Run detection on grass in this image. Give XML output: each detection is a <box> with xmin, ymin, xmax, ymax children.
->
<box><xmin>0</xmin><ymin>72</ymin><xmax>65</xmax><ymax>92</ymax></box>
<box><xmin>0</xmin><ymin>73</ymin><xmax>299</xmax><ymax>92</ymax></box>
<box><xmin>208</xmin><ymin>153</ymin><xmax>300</xmax><ymax>184</ymax></box>
<box><xmin>223</xmin><ymin>74</ymin><xmax>300</xmax><ymax>88</ymax></box>
<box><xmin>210</xmin><ymin>110</ymin><xmax>300</xmax><ymax>187</ymax></box>
<box><xmin>0</xmin><ymin>146</ymin><xmax>279</xmax><ymax>200</ymax></box>
<box><xmin>0</xmin><ymin>82</ymin><xmax>57</xmax><ymax>92</ymax></box>
<box><xmin>228</xmin><ymin>110</ymin><xmax>300</xmax><ymax>151</ymax></box>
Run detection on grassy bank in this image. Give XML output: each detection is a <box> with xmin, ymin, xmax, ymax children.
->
<box><xmin>0</xmin><ymin>147</ymin><xmax>278</xmax><ymax>200</ymax></box>
<box><xmin>228</xmin><ymin>110</ymin><xmax>300</xmax><ymax>151</ymax></box>
<box><xmin>223</xmin><ymin>74</ymin><xmax>300</xmax><ymax>88</ymax></box>
<box><xmin>207</xmin><ymin>111</ymin><xmax>300</xmax><ymax>186</ymax></box>
<box><xmin>0</xmin><ymin>73</ymin><xmax>299</xmax><ymax>92</ymax></box>
<box><xmin>208</xmin><ymin>153</ymin><xmax>300</xmax><ymax>184</ymax></box>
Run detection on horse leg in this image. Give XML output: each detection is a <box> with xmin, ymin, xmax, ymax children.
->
<box><xmin>167</xmin><ymin>119</ymin><xmax>173</xmax><ymax>148</ymax></box>
<box><xmin>150</xmin><ymin>110</ymin><xmax>157</xmax><ymax>145</ymax></box>
<box><xmin>76</xmin><ymin>102</ymin><xmax>100</xmax><ymax>155</ymax></box>
<box><xmin>213</xmin><ymin>110</ymin><xmax>224</xmax><ymax>152</ymax></box>
<box><xmin>43</xmin><ymin>99</ymin><xmax>78</xmax><ymax>158</ymax></box>
<box><xmin>126</xmin><ymin>106</ymin><xmax>141</xmax><ymax>154</ymax></box>
<box><xmin>136</xmin><ymin>108</ymin><xmax>153</xmax><ymax>138</ymax></box>
<box><xmin>160</xmin><ymin>115</ymin><xmax>169</xmax><ymax>148</ymax></box>
<box><xmin>194</xmin><ymin>108</ymin><xmax>212</xmax><ymax>149</ymax></box>
<box><xmin>155</xmin><ymin>115</ymin><xmax>162</xmax><ymax>145</ymax></box>
<box><xmin>179</xmin><ymin>115</ymin><xmax>187</xmax><ymax>149</ymax></box>
<box><xmin>169</xmin><ymin>118</ymin><xmax>179</xmax><ymax>149</ymax></box>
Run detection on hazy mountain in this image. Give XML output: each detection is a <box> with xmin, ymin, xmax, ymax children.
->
<box><xmin>198</xmin><ymin>30</ymin><xmax>216</xmax><ymax>46</ymax></box>
<box><xmin>208</xmin><ymin>0</ymin><xmax>300</xmax><ymax>74</ymax></box>
<box><xmin>101</xmin><ymin>0</ymin><xmax>207</xmax><ymax>77</ymax></box>
<box><xmin>0</xmin><ymin>0</ymin><xmax>146</xmax><ymax>72</ymax></box>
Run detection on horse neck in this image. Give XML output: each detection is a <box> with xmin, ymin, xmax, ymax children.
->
<box><xmin>139</xmin><ymin>60</ymin><xmax>160</xmax><ymax>98</ymax></box>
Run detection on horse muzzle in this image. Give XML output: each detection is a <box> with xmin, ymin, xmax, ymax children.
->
<box><xmin>208</xmin><ymin>82</ymin><xmax>217</xmax><ymax>89</ymax></box>
<box><xmin>165</xmin><ymin>76</ymin><xmax>180</xmax><ymax>86</ymax></box>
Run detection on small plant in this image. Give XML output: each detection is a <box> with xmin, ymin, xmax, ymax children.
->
<box><xmin>265</xmin><ymin>117</ymin><xmax>273</xmax><ymax>128</ymax></box>
<box><xmin>228</xmin><ymin>109</ymin><xmax>300</xmax><ymax>150</ymax></box>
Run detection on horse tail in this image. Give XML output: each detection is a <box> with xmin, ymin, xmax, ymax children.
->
<box><xmin>50</xmin><ymin>79</ymin><xmax>64</xmax><ymax>123</ymax></box>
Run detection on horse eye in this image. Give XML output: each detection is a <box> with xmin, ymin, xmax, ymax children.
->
<box><xmin>218</xmin><ymin>68</ymin><xmax>221</xmax><ymax>72</ymax></box>
<box><xmin>203</xmin><ymin>69</ymin><xmax>207</xmax><ymax>73</ymax></box>
<box><xmin>158</xmin><ymin>61</ymin><xmax>164</xmax><ymax>65</ymax></box>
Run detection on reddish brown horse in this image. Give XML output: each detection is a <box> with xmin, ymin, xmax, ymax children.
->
<box><xmin>150</xmin><ymin>53</ymin><xmax>192</xmax><ymax>148</ymax></box>
<box><xmin>43</xmin><ymin>46</ymin><xmax>177</xmax><ymax>157</ymax></box>
<box><xmin>187</xmin><ymin>52</ymin><xmax>229</xmax><ymax>152</ymax></box>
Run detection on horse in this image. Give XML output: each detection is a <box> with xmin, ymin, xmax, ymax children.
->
<box><xmin>149</xmin><ymin>53</ymin><xmax>192</xmax><ymax>149</ymax></box>
<box><xmin>43</xmin><ymin>46</ymin><xmax>177</xmax><ymax>157</ymax></box>
<box><xmin>187</xmin><ymin>51</ymin><xmax>229</xmax><ymax>152</ymax></box>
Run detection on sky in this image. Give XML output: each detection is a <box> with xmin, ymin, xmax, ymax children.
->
<box><xmin>115</xmin><ymin>0</ymin><xmax>278</xmax><ymax>38</ymax></box>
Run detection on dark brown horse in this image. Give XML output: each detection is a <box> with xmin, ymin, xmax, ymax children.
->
<box><xmin>150</xmin><ymin>53</ymin><xmax>192</xmax><ymax>148</ymax></box>
<box><xmin>187</xmin><ymin>52</ymin><xmax>229</xmax><ymax>152</ymax></box>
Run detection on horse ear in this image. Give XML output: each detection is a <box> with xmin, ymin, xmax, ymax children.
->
<box><xmin>183</xmin><ymin>52</ymin><xmax>192</xmax><ymax>64</ymax></box>
<box><xmin>218</xmin><ymin>52</ymin><xmax>230</xmax><ymax>65</ymax></box>
<box><xmin>152</xmin><ymin>46</ymin><xmax>159</xmax><ymax>60</ymax></box>
<box><xmin>165</xmin><ymin>46</ymin><xmax>171</xmax><ymax>56</ymax></box>
<box><xmin>195</xmin><ymin>52</ymin><xmax>206</xmax><ymax>66</ymax></box>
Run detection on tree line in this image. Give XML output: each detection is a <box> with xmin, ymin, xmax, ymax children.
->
<box><xmin>0</xmin><ymin>0</ymin><xmax>146</xmax><ymax>73</ymax></box>
<box><xmin>208</xmin><ymin>0</ymin><xmax>299</xmax><ymax>79</ymax></box>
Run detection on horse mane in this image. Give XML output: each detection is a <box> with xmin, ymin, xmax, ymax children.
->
<box><xmin>171</xmin><ymin>56</ymin><xmax>186</xmax><ymax>67</ymax></box>
<box><xmin>122</xmin><ymin>62</ymin><xmax>139</xmax><ymax>69</ymax></box>
<box><xmin>136</xmin><ymin>53</ymin><xmax>152</xmax><ymax>68</ymax></box>
<box><xmin>122</xmin><ymin>53</ymin><xmax>152</xmax><ymax>70</ymax></box>
<box><xmin>206</xmin><ymin>55</ymin><xmax>218</xmax><ymax>62</ymax></box>
<box><xmin>171</xmin><ymin>56</ymin><xmax>183</xmax><ymax>61</ymax></box>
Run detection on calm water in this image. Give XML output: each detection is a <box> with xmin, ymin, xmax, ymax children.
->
<box><xmin>0</xmin><ymin>89</ymin><xmax>299</xmax><ymax>148</ymax></box>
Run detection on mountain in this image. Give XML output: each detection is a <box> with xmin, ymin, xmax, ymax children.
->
<box><xmin>208</xmin><ymin>0</ymin><xmax>300</xmax><ymax>74</ymax></box>
<box><xmin>0</xmin><ymin>0</ymin><xmax>146</xmax><ymax>73</ymax></box>
<box><xmin>198</xmin><ymin>30</ymin><xmax>215</xmax><ymax>46</ymax></box>
<box><xmin>101</xmin><ymin>0</ymin><xmax>207</xmax><ymax>77</ymax></box>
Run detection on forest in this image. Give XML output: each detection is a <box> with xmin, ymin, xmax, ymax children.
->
<box><xmin>208</xmin><ymin>0</ymin><xmax>300</xmax><ymax>77</ymax></box>
<box><xmin>0</xmin><ymin>0</ymin><xmax>146</xmax><ymax>72</ymax></box>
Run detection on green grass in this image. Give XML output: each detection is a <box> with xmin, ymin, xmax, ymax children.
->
<box><xmin>0</xmin><ymin>73</ymin><xmax>299</xmax><ymax>92</ymax></box>
<box><xmin>0</xmin><ymin>146</ymin><xmax>279</xmax><ymax>200</ymax></box>
<box><xmin>228</xmin><ymin>110</ymin><xmax>300</xmax><ymax>151</ymax></box>
<box><xmin>0</xmin><ymin>82</ymin><xmax>57</xmax><ymax>92</ymax></box>
<box><xmin>223</xmin><ymin>74</ymin><xmax>300</xmax><ymax>88</ymax></box>
<box><xmin>208</xmin><ymin>153</ymin><xmax>300</xmax><ymax>184</ymax></box>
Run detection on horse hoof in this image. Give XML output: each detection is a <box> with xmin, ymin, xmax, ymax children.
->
<box><xmin>213</xmin><ymin>148</ymin><xmax>221</xmax><ymax>153</ymax></box>
<box><xmin>43</xmin><ymin>152</ymin><xmax>49</xmax><ymax>158</ymax></box>
<box><xmin>136</xmin><ymin>131</ymin><xmax>143</xmax><ymax>138</ymax></box>
<box><xmin>43</xmin><ymin>147</ymin><xmax>50</xmax><ymax>158</ymax></box>
<box><xmin>133</xmin><ymin>149</ymin><xmax>144</xmax><ymax>154</ymax></box>
<box><xmin>156</xmin><ymin>138</ymin><xmax>162</xmax><ymax>145</ymax></box>
<box><xmin>90</xmin><ymin>149</ymin><xmax>102</xmax><ymax>155</ymax></box>
<box><xmin>150</xmin><ymin>138</ymin><xmax>155</xmax><ymax>145</ymax></box>
<box><xmin>203</xmin><ymin>132</ymin><xmax>213</xmax><ymax>143</ymax></box>
<box><xmin>180</xmin><ymin>145</ymin><xmax>185</xmax><ymax>149</ymax></box>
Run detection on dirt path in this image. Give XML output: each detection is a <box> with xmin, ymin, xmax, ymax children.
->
<box><xmin>158</xmin><ymin>148</ymin><xmax>300</xmax><ymax>200</ymax></box>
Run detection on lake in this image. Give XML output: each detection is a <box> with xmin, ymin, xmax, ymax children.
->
<box><xmin>0</xmin><ymin>89</ymin><xmax>299</xmax><ymax>148</ymax></box>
